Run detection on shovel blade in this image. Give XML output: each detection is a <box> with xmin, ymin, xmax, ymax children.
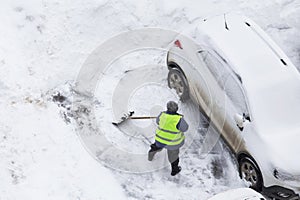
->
<box><xmin>112</xmin><ymin>111</ymin><xmax>134</xmax><ymax>126</ymax></box>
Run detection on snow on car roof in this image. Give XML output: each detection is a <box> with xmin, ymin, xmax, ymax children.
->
<box><xmin>193</xmin><ymin>14</ymin><xmax>300</xmax><ymax>172</ymax></box>
<box><xmin>195</xmin><ymin>14</ymin><xmax>300</xmax><ymax>134</ymax></box>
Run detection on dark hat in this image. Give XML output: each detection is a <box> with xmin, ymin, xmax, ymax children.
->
<box><xmin>167</xmin><ymin>101</ymin><xmax>178</xmax><ymax>113</ymax></box>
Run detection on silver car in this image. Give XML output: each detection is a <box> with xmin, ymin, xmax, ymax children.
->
<box><xmin>167</xmin><ymin>14</ymin><xmax>300</xmax><ymax>199</ymax></box>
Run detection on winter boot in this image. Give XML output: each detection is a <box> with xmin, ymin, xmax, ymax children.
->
<box><xmin>171</xmin><ymin>166</ymin><xmax>181</xmax><ymax>176</ymax></box>
<box><xmin>171</xmin><ymin>158</ymin><xmax>181</xmax><ymax>176</ymax></box>
<box><xmin>148</xmin><ymin>144</ymin><xmax>162</xmax><ymax>161</ymax></box>
<box><xmin>148</xmin><ymin>150</ymin><xmax>156</xmax><ymax>161</ymax></box>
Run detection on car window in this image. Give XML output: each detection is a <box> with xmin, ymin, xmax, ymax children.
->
<box><xmin>198</xmin><ymin>50</ymin><xmax>250</xmax><ymax>117</ymax></box>
<box><xmin>223</xmin><ymin>73</ymin><xmax>249</xmax><ymax>116</ymax></box>
<box><xmin>198</xmin><ymin>51</ymin><xmax>228</xmax><ymax>85</ymax></box>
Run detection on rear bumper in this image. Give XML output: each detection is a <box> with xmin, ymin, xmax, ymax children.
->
<box><xmin>262</xmin><ymin>185</ymin><xmax>299</xmax><ymax>200</ymax></box>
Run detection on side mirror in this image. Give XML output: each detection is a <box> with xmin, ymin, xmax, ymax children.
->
<box><xmin>244</xmin><ymin>113</ymin><xmax>251</xmax><ymax>122</ymax></box>
<box><xmin>234</xmin><ymin>114</ymin><xmax>245</xmax><ymax>131</ymax></box>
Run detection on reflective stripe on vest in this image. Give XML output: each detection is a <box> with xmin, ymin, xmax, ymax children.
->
<box><xmin>155</xmin><ymin>112</ymin><xmax>185</xmax><ymax>146</ymax></box>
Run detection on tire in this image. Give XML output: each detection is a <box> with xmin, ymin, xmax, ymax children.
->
<box><xmin>167</xmin><ymin>68</ymin><xmax>189</xmax><ymax>102</ymax></box>
<box><xmin>238</xmin><ymin>156</ymin><xmax>263</xmax><ymax>192</ymax></box>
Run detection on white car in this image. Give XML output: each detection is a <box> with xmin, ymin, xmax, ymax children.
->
<box><xmin>208</xmin><ymin>188</ymin><xmax>266</xmax><ymax>200</ymax></box>
<box><xmin>167</xmin><ymin>14</ymin><xmax>300</xmax><ymax>199</ymax></box>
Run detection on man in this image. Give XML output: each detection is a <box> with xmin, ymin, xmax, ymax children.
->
<box><xmin>148</xmin><ymin>101</ymin><xmax>189</xmax><ymax>176</ymax></box>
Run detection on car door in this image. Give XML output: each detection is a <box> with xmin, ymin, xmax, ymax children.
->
<box><xmin>197</xmin><ymin>50</ymin><xmax>250</xmax><ymax>152</ymax></box>
<box><xmin>182</xmin><ymin>46</ymin><xmax>215</xmax><ymax>117</ymax></box>
<box><xmin>222</xmin><ymin>71</ymin><xmax>250</xmax><ymax>151</ymax></box>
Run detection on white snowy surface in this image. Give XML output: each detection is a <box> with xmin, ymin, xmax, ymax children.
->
<box><xmin>0</xmin><ymin>0</ymin><xmax>299</xmax><ymax>199</ymax></box>
<box><xmin>208</xmin><ymin>188</ymin><xmax>265</xmax><ymax>200</ymax></box>
<box><xmin>0</xmin><ymin>101</ymin><xmax>126</xmax><ymax>200</ymax></box>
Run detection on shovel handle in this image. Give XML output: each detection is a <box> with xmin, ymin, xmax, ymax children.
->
<box><xmin>130</xmin><ymin>116</ymin><xmax>157</xmax><ymax>119</ymax></box>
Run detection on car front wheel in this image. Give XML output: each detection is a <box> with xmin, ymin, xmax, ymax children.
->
<box><xmin>167</xmin><ymin>68</ymin><xmax>189</xmax><ymax>102</ymax></box>
<box><xmin>239</xmin><ymin>157</ymin><xmax>263</xmax><ymax>192</ymax></box>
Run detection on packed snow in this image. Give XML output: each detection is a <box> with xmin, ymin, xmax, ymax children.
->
<box><xmin>0</xmin><ymin>0</ymin><xmax>299</xmax><ymax>199</ymax></box>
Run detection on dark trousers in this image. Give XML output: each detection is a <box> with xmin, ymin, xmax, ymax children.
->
<box><xmin>149</xmin><ymin>143</ymin><xmax>180</xmax><ymax>169</ymax></box>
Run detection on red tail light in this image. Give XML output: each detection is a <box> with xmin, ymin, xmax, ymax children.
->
<box><xmin>174</xmin><ymin>40</ymin><xmax>183</xmax><ymax>49</ymax></box>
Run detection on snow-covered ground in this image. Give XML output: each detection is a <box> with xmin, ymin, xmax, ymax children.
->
<box><xmin>0</xmin><ymin>0</ymin><xmax>299</xmax><ymax>199</ymax></box>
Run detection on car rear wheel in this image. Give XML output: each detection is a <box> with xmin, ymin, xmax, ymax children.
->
<box><xmin>239</xmin><ymin>157</ymin><xmax>263</xmax><ymax>192</ymax></box>
<box><xmin>167</xmin><ymin>68</ymin><xmax>189</xmax><ymax>102</ymax></box>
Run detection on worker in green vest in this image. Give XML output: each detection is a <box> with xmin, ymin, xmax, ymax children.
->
<box><xmin>148</xmin><ymin>101</ymin><xmax>189</xmax><ymax>176</ymax></box>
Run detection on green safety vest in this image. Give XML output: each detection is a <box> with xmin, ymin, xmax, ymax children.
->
<box><xmin>155</xmin><ymin>112</ymin><xmax>185</xmax><ymax>146</ymax></box>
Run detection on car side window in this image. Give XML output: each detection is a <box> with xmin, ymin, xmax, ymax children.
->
<box><xmin>198</xmin><ymin>51</ymin><xmax>228</xmax><ymax>85</ymax></box>
<box><xmin>223</xmin><ymin>73</ymin><xmax>249</xmax><ymax>116</ymax></box>
<box><xmin>198</xmin><ymin>50</ymin><xmax>250</xmax><ymax>117</ymax></box>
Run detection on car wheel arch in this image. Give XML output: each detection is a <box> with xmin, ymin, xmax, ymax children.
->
<box><xmin>237</xmin><ymin>152</ymin><xmax>260</xmax><ymax>169</ymax></box>
<box><xmin>167</xmin><ymin>62</ymin><xmax>190</xmax><ymax>89</ymax></box>
<box><xmin>167</xmin><ymin>62</ymin><xmax>186</xmax><ymax>76</ymax></box>
<box><xmin>237</xmin><ymin>152</ymin><xmax>264</xmax><ymax>191</ymax></box>
<box><xmin>167</xmin><ymin>64</ymin><xmax>190</xmax><ymax>102</ymax></box>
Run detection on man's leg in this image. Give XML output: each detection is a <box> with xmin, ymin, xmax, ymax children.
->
<box><xmin>148</xmin><ymin>143</ymin><xmax>162</xmax><ymax>161</ymax></box>
<box><xmin>167</xmin><ymin>149</ymin><xmax>181</xmax><ymax>176</ymax></box>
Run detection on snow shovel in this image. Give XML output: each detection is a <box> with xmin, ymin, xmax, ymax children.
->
<box><xmin>112</xmin><ymin>111</ymin><xmax>156</xmax><ymax>126</ymax></box>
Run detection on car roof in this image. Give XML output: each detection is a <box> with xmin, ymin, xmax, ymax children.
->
<box><xmin>194</xmin><ymin>14</ymin><xmax>300</xmax><ymax>136</ymax></box>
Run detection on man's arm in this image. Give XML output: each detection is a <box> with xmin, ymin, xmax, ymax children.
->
<box><xmin>177</xmin><ymin>117</ymin><xmax>189</xmax><ymax>132</ymax></box>
<box><xmin>156</xmin><ymin>112</ymin><xmax>162</xmax><ymax>125</ymax></box>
